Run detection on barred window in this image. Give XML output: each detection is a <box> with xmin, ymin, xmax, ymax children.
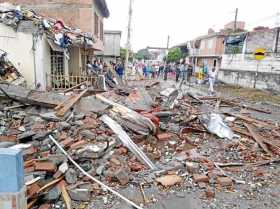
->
<box><xmin>51</xmin><ymin>50</ymin><xmax>64</xmax><ymax>75</ymax></box>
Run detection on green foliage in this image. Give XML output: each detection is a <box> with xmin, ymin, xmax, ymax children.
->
<box><xmin>120</xmin><ymin>48</ymin><xmax>134</xmax><ymax>62</ymax></box>
<box><xmin>135</xmin><ymin>48</ymin><xmax>151</xmax><ymax>60</ymax></box>
<box><xmin>167</xmin><ymin>48</ymin><xmax>182</xmax><ymax>63</ymax></box>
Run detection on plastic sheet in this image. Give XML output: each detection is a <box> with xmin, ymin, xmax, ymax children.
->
<box><xmin>200</xmin><ymin>113</ymin><xmax>234</xmax><ymax>140</ymax></box>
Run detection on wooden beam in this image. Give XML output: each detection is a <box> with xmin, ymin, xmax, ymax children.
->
<box><xmin>55</xmin><ymin>89</ymin><xmax>88</xmax><ymax>117</ymax></box>
<box><xmin>244</xmin><ymin>123</ymin><xmax>272</xmax><ymax>155</ymax></box>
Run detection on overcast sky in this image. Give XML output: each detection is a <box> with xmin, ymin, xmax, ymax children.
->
<box><xmin>104</xmin><ymin>0</ymin><xmax>279</xmax><ymax>51</ymax></box>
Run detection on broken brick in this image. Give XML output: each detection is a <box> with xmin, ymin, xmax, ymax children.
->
<box><xmin>60</xmin><ymin>138</ymin><xmax>73</xmax><ymax>148</ymax></box>
<box><xmin>40</xmin><ymin>151</ymin><xmax>50</xmax><ymax>158</ymax></box>
<box><xmin>27</xmin><ymin>182</ymin><xmax>41</xmax><ymax>197</ymax></box>
<box><xmin>0</xmin><ymin>135</ymin><xmax>17</xmax><ymax>142</ymax></box>
<box><xmin>115</xmin><ymin>168</ymin><xmax>130</xmax><ymax>185</ymax></box>
<box><xmin>24</xmin><ymin>166</ymin><xmax>35</xmax><ymax>173</ymax></box>
<box><xmin>35</xmin><ymin>161</ymin><xmax>57</xmax><ymax>172</ymax></box>
<box><xmin>186</xmin><ymin>162</ymin><xmax>200</xmax><ymax>174</ymax></box>
<box><xmin>110</xmin><ymin>157</ymin><xmax>121</xmax><ymax>166</ymax></box>
<box><xmin>205</xmin><ymin>187</ymin><xmax>215</xmax><ymax>199</ymax></box>
<box><xmin>128</xmin><ymin>161</ymin><xmax>144</xmax><ymax>172</ymax></box>
<box><xmin>115</xmin><ymin>147</ymin><xmax>128</xmax><ymax>155</ymax></box>
<box><xmin>157</xmin><ymin>133</ymin><xmax>173</xmax><ymax>141</ymax></box>
<box><xmin>193</xmin><ymin>174</ymin><xmax>209</xmax><ymax>183</ymax></box>
<box><xmin>69</xmin><ymin>140</ymin><xmax>87</xmax><ymax>150</ymax></box>
<box><xmin>217</xmin><ymin>177</ymin><xmax>233</xmax><ymax>187</ymax></box>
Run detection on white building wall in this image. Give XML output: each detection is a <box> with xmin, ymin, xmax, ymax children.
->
<box><xmin>0</xmin><ymin>23</ymin><xmax>35</xmax><ymax>88</ymax></box>
<box><xmin>34</xmin><ymin>34</ymin><xmax>51</xmax><ymax>90</ymax></box>
<box><xmin>219</xmin><ymin>54</ymin><xmax>280</xmax><ymax>91</ymax></box>
<box><xmin>221</xmin><ymin>54</ymin><xmax>280</xmax><ymax>74</ymax></box>
<box><xmin>0</xmin><ymin>23</ymin><xmax>52</xmax><ymax>90</ymax></box>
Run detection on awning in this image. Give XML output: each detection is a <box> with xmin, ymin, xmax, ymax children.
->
<box><xmin>47</xmin><ymin>39</ymin><xmax>64</xmax><ymax>52</ymax></box>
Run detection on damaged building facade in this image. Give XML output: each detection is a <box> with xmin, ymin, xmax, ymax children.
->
<box><xmin>188</xmin><ymin>30</ymin><xmax>226</xmax><ymax>71</ymax></box>
<box><xmin>0</xmin><ymin>0</ymin><xmax>109</xmax><ymax>90</ymax></box>
<box><xmin>219</xmin><ymin>27</ymin><xmax>280</xmax><ymax>91</ymax></box>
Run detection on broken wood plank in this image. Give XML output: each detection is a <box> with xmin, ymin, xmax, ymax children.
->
<box><xmin>222</xmin><ymin>100</ymin><xmax>271</xmax><ymax>114</ymax></box>
<box><xmin>232</xmin><ymin>126</ymin><xmax>252</xmax><ymax>137</ymax></box>
<box><xmin>253</xmin><ymin>158</ymin><xmax>280</xmax><ymax>166</ymax></box>
<box><xmin>244</xmin><ymin>123</ymin><xmax>272</xmax><ymax>155</ymax></box>
<box><xmin>58</xmin><ymin>180</ymin><xmax>72</xmax><ymax>209</ymax></box>
<box><xmin>55</xmin><ymin>89</ymin><xmax>88</xmax><ymax>117</ymax></box>
<box><xmin>36</xmin><ymin>176</ymin><xmax>64</xmax><ymax>195</ymax></box>
<box><xmin>225</xmin><ymin>112</ymin><xmax>273</xmax><ymax>128</ymax></box>
<box><xmin>63</xmin><ymin>81</ymin><xmax>87</xmax><ymax>94</ymax></box>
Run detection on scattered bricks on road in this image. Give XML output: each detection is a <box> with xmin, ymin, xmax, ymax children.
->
<box><xmin>157</xmin><ymin>133</ymin><xmax>173</xmax><ymax>141</ymax></box>
<box><xmin>35</xmin><ymin>161</ymin><xmax>57</xmax><ymax>172</ymax></box>
<box><xmin>217</xmin><ymin>177</ymin><xmax>233</xmax><ymax>187</ymax></box>
<box><xmin>69</xmin><ymin>140</ymin><xmax>87</xmax><ymax>150</ymax></box>
<box><xmin>186</xmin><ymin>162</ymin><xmax>200</xmax><ymax>174</ymax></box>
<box><xmin>115</xmin><ymin>168</ymin><xmax>130</xmax><ymax>186</ymax></box>
<box><xmin>193</xmin><ymin>174</ymin><xmax>209</xmax><ymax>183</ymax></box>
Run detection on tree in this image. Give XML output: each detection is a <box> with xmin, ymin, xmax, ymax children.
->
<box><xmin>135</xmin><ymin>48</ymin><xmax>151</xmax><ymax>60</ymax></box>
<box><xmin>167</xmin><ymin>48</ymin><xmax>182</xmax><ymax>63</ymax></box>
<box><xmin>120</xmin><ymin>48</ymin><xmax>134</xmax><ymax>62</ymax></box>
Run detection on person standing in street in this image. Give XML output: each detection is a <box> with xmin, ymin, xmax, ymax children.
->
<box><xmin>187</xmin><ymin>63</ymin><xmax>193</xmax><ymax>83</ymax></box>
<box><xmin>164</xmin><ymin>65</ymin><xmax>170</xmax><ymax>81</ymax></box>
<box><xmin>180</xmin><ymin>61</ymin><xmax>187</xmax><ymax>82</ymax></box>
<box><xmin>175</xmin><ymin>63</ymin><xmax>181</xmax><ymax>82</ymax></box>
<box><xmin>158</xmin><ymin>64</ymin><xmax>164</xmax><ymax>79</ymax></box>
<box><xmin>116</xmin><ymin>62</ymin><xmax>124</xmax><ymax>82</ymax></box>
<box><xmin>208</xmin><ymin>67</ymin><xmax>218</xmax><ymax>95</ymax></box>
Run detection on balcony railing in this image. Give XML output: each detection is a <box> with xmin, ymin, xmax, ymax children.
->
<box><xmin>47</xmin><ymin>74</ymin><xmax>97</xmax><ymax>90</ymax></box>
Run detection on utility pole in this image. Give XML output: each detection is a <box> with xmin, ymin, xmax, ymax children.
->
<box><xmin>234</xmin><ymin>8</ymin><xmax>238</xmax><ymax>32</ymax></box>
<box><xmin>125</xmin><ymin>0</ymin><xmax>133</xmax><ymax>80</ymax></box>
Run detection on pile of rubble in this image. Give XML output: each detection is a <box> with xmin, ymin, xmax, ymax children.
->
<box><xmin>0</xmin><ymin>2</ymin><xmax>94</xmax><ymax>50</ymax></box>
<box><xmin>0</xmin><ymin>80</ymin><xmax>279</xmax><ymax>209</ymax></box>
<box><xmin>0</xmin><ymin>50</ymin><xmax>24</xmax><ymax>85</ymax></box>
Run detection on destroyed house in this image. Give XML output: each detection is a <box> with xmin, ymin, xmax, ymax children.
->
<box><xmin>0</xmin><ymin>2</ymin><xmax>107</xmax><ymax>90</ymax></box>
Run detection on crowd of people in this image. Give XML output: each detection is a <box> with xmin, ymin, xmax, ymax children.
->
<box><xmin>138</xmin><ymin>61</ymin><xmax>218</xmax><ymax>95</ymax></box>
<box><xmin>86</xmin><ymin>58</ymin><xmax>218</xmax><ymax>95</ymax></box>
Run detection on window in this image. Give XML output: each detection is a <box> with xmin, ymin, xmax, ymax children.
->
<box><xmin>200</xmin><ymin>40</ymin><xmax>205</xmax><ymax>49</ymax></box>
<box><xmin>51</xmin><ymin>50</ymin><xmax>64</xmax><ymax>75</ymax></box>
<box><xmin>208</xmin><ymin>39</ymin><xmax>214</xmax><ymax>49</ymax></box>
<box><xmin>214</xmin><ymin>59</ymin><xmax>217</xmax><ymax>67</ymax></box>
<box><xmin>100</xmin><ymin>21</ymin><xmax>104</xmax><ymax>41</ymax></box>
<box><xmin>94</xmin><ymin>13</ymin><xmax>99</xmax><ymax>37</ymax></box>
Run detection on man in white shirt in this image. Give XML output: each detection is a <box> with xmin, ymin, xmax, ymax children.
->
<box><xmin>208</xmin><ymin>67</ymin><xmax>217</xmax><ymax>95</ymax></box>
